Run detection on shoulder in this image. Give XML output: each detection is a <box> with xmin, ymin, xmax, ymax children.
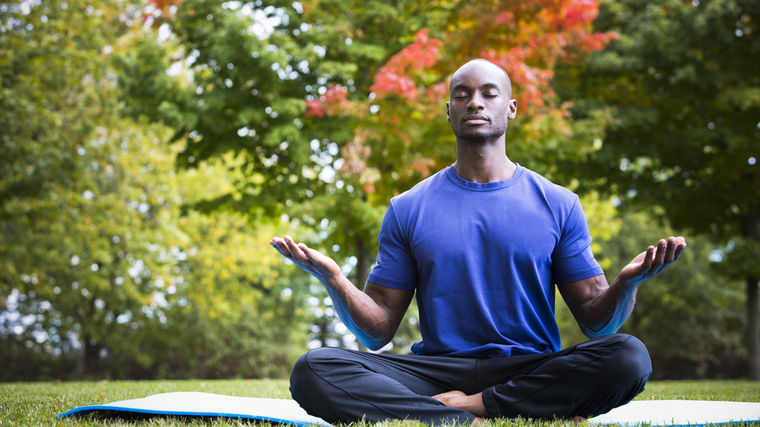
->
<box><xmin>390</xmin><ymin>167</ymin><xmax>451</xmax><ymax>208</ymax></box>
<box><xmin>516</xmin><ymin>167</ymin><xmax>584</xmax><ymax>230</ymax></box>
<box><xmin>519</xmin><ymin>166</ymin><xmax>579</xmax><ymax>206</ymax></box>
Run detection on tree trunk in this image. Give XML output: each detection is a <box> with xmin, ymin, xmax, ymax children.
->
<box><xmin>76</xmin><ymin>346</ymin><xmax>85</xmax><ymax>379</ymax></box>
<box><xmin>81</xmin><ymin>333</ymin><xmax>101</xmax><ymax>379</ymax></box>
<box><xmin>748</xmin><ymin>275</ymin><xmax>760</xmax><ymax>380</ymax></box>
<box><xmin>745</xmin><ymin>212</ymin><xmax>759</xmax><ymax>380</ymax></box>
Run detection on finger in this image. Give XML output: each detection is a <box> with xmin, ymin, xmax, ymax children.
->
<box><xmin>270</xmin><ymin>242</ymin><xmax>287</xmax><ymax>257</ymax></box>
<box><xmin>674</xmin><ymin>244</ymin><xmax>686</xmax><ymax>261</ymax></box>
<box><xmin>284</xmin><ymin>235</ymin><xmax>310</xmax><ymax>263</ymax></box>
<box><xmin>652</xmin><ymin>239</ymin><xmax>667</xmax><ymax>269</ymax></box>
<box><xmin>673</xmin><ymin>237</ymin><xmax>687</xmax><ymax>261</ymax></box>
<box><xmin>664</xmin><ymin>236</ymin><xmax>677</xmax><ymax>264</ymax></box>
<box><xmin>642</xmin><ymin>246</ymin><xmax>655</xmax><ymax>270</ymax></box>
<box><xmin>303</xmin><ymin>243</ymin><xmax>332</xmax><ymax>264</ymax></box>
<box><xmin>299</xmin><ymin>243</ymin><xmax>316</xmax><ymax>261</ymax></box>
<box><xmin>270</xmin><ymin>237</ymin><xmax>293</xmax><ymax>258</ymax></box>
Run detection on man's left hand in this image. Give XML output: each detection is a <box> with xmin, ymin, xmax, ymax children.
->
<box><xmin>618</xmin><ymin>236</ymin><xmax>687</xmax><ymax>287</ymax></box>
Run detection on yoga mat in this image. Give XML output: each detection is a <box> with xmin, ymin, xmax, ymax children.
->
<box><xmin>57</xmin><ymin>392</ymin><xmax>333</xmax><ymax>426</ymax></box>
<box><xmin>58</xmin><ymin>392</ymin><xmax>760</xmax><ymax>426</ymax></box>
<box><xmin>588</xmin><ymin>399</ymin><xmax>760</xmax><ymax>426</ymax></box>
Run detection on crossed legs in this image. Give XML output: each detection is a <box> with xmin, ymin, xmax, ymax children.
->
<box><xmin>290</xmin><ymin>334</ymin><xmax>651</xmax><ymax>426</ymax></box>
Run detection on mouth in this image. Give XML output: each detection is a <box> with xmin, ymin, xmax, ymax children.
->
<box><xmin>462</xmin><ymin>115</ymin><xmax>489</xmax><ymax>124</ymax></box>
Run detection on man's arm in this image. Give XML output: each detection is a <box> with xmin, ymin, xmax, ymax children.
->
<box><xmin>559</xmin><ymin>236</ymin><xmax>687</xmax><ymax>339</ymax></box>
<box><xmin>270</xmin><ymin>235</ymin><xmax>414</xmax><ymax>350</ymax></box>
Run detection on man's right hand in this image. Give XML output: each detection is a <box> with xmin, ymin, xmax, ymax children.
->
<box><xmin>270</xmin><ymin>235</ymin><xmax>341</xmax><ymax>285</ymax></box>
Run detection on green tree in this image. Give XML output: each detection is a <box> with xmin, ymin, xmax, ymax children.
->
<box><xmin>116</xmin><ymin>0</ymin><xmax>321</xmax><ymax>218</ymax></box>
<box><xmin>561</xmin><ymin>0</ymin><xmax>760</xmax><ymax>378</ymax></box>
<box><xmin>0</xmin><ymin>0</ymin><xmax>159</xmax><ymax>379</ymax></box>
<box><xmin>0</xmin><ymin>0</ymin><xmax>311</xmax><ymax>380</ymax></box>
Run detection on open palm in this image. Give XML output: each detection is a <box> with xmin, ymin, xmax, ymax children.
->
<box><xmin>270</xmin><ymin>235</ymin><xmax>342</xmax><ymax>285</ymax></box>
<box><xmin>619</xmin><ymin>236</ymin><xmax>687</xmax><ymax>286</ymax></box>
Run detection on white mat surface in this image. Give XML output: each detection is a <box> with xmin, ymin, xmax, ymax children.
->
<box><xmin>58</xmin><ymin>392</ymin><xmax>760</xmax><ymax>426</ymax></box>
<box><xmin>57</xmin><ymin>392</ymin><xmax>333</xmax><ymax>426</ymax></box>
<box><xmin>588</xmin><ymin>400</ymin><xmax>760</xmax><ymax>426</ymax></box>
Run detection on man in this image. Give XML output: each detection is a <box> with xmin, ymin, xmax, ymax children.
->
<box><xmin>270</xmin><ymin>59</ymin><xmax>687</xmax><ymax>425</ymax></box>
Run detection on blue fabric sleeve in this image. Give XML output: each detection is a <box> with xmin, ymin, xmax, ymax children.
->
<box><xmin>552</xmin><ymin>197</ymin><xmax>604</xmax><ymax>285</ymax></box>
<box><xmin>367</xmin><ymin>202</ymin><xmax>418</xmax><ymax>290</ymax></box>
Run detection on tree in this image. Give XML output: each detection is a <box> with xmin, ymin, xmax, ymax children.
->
<box><xmin>0</xmin><ymin>0</ymin><xmax>157</xmax><ymax>379</ymax></box>
<box><xmin>117</xmin><ymin>0</ymin><xmax>324</xmax><ymax>219</ymax></box>
<box><xmin>561</xmin><ymin>0</ymin><xmax>760</xmax><ymax>378</ymax></box>
<box><xmin>0</xmin><ymin>0</ymin><xmax>311</xmax><ymax>380</ymax></box>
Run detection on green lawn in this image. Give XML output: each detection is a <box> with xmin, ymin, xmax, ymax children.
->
<box><xmin>0</xmin><ymin>380</ymin><xmax>758</xmax><ymax>426</ymax></box>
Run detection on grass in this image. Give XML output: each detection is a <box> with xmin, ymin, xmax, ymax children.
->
<box><xmin>0</xmin><ymin>379</ymin><xmax>758</xmax><ymax>426</ymax></box>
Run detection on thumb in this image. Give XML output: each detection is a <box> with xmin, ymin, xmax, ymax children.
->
<box><xmin>300</xmin><ymin>244</ymin><xmax>336</xmax><ymax>271</ymax></box>
<box><xmin>299</xmin><ymin>243</ymin><xmax>320</xmax><ymax>263</ymax></box>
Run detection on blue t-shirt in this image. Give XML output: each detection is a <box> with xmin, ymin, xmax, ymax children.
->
<box><xmin>367</xmin><ymin>164</ymin><xmax>603</xmax><ymax>358</ymax></box>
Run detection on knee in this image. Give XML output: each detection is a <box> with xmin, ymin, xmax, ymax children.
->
<box><xmin>289</xmin><ymin>348</ymin><xmax>342</xmax><ymax>403</ymax></box>
<box><xmin>289</xmin><ymin>351</ymin><xmax>311</xmax><ymax>401</ymax></box>
<box><xmin>616</xmin><ymin>334</ymin><xmax>652</xmax><ymax>381</ymax></box>
<box><xmin>290</xmin><ymin>348</ymin><xmax>354</xmax><ymax>422</ymax></box>
<box><xmin>596</xmin><ymin>334</ymin><xmax>651</xmax><ymax>388</ymax></box>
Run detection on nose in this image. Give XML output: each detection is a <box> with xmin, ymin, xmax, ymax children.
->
<box><xmin>467</xmin><ymin>92</ymin><xmax>485</xmax><ymax>111</ymax></box>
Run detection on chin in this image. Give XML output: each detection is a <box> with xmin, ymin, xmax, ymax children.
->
<box><xmin>452</xmin><ymin>125</ymin><xmax>508</xmax><ymax>141</ymax></box>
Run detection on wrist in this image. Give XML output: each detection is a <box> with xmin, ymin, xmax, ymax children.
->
<box><xmin>321</xmin><ymin>273</ymin><xmax>355</xmax><ymax>298</ymax></box>
<box><xmin>613</xmin><ymin>274</ymin><xmax>643</xmax><ymax>291</ymax></box>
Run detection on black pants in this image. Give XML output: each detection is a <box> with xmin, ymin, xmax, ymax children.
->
<box><xmin>290</xmin><ymin>334</ymin><xmax>651</xmax><ymax>425</ymax></box>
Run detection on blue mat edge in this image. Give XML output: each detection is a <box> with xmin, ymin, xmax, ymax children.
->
<box><xmin>56</xmin><ymin>405</ymin><xmax>316</xmax><ymax>426</ymax></box>
<box><xmin>56</xmin><ymin>400</ymin><xmax>760</xmax><ymax>427</ymax></box>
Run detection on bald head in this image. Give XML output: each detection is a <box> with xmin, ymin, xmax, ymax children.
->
<box><xmin>446</xmin><ymin>58</ymin><xmax>518</xmax><ymax>142</ymax></box>
<box><xmin>450</xmin><ymin>59</ymin><xmax>512</xmax><ymax>99</ymax></box>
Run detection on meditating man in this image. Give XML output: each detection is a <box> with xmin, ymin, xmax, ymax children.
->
<box><xmin>270</xmin><ymin>59</ymin><xmax>687</xmax><ymax>425</ymax></box>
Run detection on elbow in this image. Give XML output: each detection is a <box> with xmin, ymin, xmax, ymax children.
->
<box><xmin>360</xmin><ymin>337</ymin><xmax>391</xmax><ymax>351</ymax></box>
<box><xmin>578</xmin><ymin>306</ymin><xmax>623</xmax><ymax>339</ymax></box>
<box><xmin>356</xmin><ymin>320</ymin><xmax>394</xmax><ymax>350</ymax></box>
<box><xmin>359</xmin><ymin>329</ymin><xmax>393</xmax><ymax>350</ymax></box>
<box><xmin>364</xmin><ymin>341</ymin><xmax>386</xmax><ymax>351</ymax></box>
<box><xmin>582</xmin><ymin>329</ymin><xmax>606</xmax><ymax>340</ymax></box>
<box><xmin>580</xmin><ymin>323</ymin><xmax>619</xmax><ymax>340</ymax></box>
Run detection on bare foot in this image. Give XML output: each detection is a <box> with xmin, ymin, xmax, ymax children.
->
<box><xmin>569</xmin><ymin>415</ymin><xmax>587</xmax><ymax>423</ymax></box>
<box><xmin>432</xmin><ymin>390</ymin><xmax>468</xmax><ymax>406</ymax></box>
<box><xmin>431</xmin><ymin>390</ymin><xmax>488</xmax><ymax>418</ymax></box>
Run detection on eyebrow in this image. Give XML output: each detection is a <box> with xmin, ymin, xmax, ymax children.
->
<box><xmin>451</xmin><ymin>83</ymin><xmax>502</xmax><ymax>92</ymax></box>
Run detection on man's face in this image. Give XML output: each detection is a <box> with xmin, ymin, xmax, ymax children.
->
<box><xmin>446</xmin><ymin>61</ymin><xmax>517</xmax><ymax>141</ymax></box>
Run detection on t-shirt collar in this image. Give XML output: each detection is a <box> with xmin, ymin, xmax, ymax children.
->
<box><xmin>445</xmin><ymin>163</ymin><xmax>524</xmax><ymax>191</ymax></box>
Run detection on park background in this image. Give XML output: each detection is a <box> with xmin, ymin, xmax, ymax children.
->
<box><xmin>1</xmin><ymin>0</ymin><xmax>758</xmax><ymax>384</ymax></box>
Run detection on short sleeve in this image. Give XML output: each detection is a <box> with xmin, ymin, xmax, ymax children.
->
<box><xmin>367</xmin><ymin>201</ymin><xmax>418</xmax><ymax>290</ymax></box>
<box><xmin>552</xmin><ymin>197</ymin><xmax>604</xmax><ymax>285</ymax></box>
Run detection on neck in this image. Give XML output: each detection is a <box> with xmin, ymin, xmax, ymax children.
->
<box><xmin>454</xmin><ymin>137</ymin><xmax>515</xmax><ymax>183</ymax></box>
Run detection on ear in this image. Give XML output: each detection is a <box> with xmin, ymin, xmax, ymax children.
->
<box><xmin>507</xmin><ymin>99</ymin><xmax>517</xmax><ymax>120</ymax></box>
<box><xmin>446</xmin><ymin>101</ymin><xmax>451</xmax><ymax>123</ymax></box>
